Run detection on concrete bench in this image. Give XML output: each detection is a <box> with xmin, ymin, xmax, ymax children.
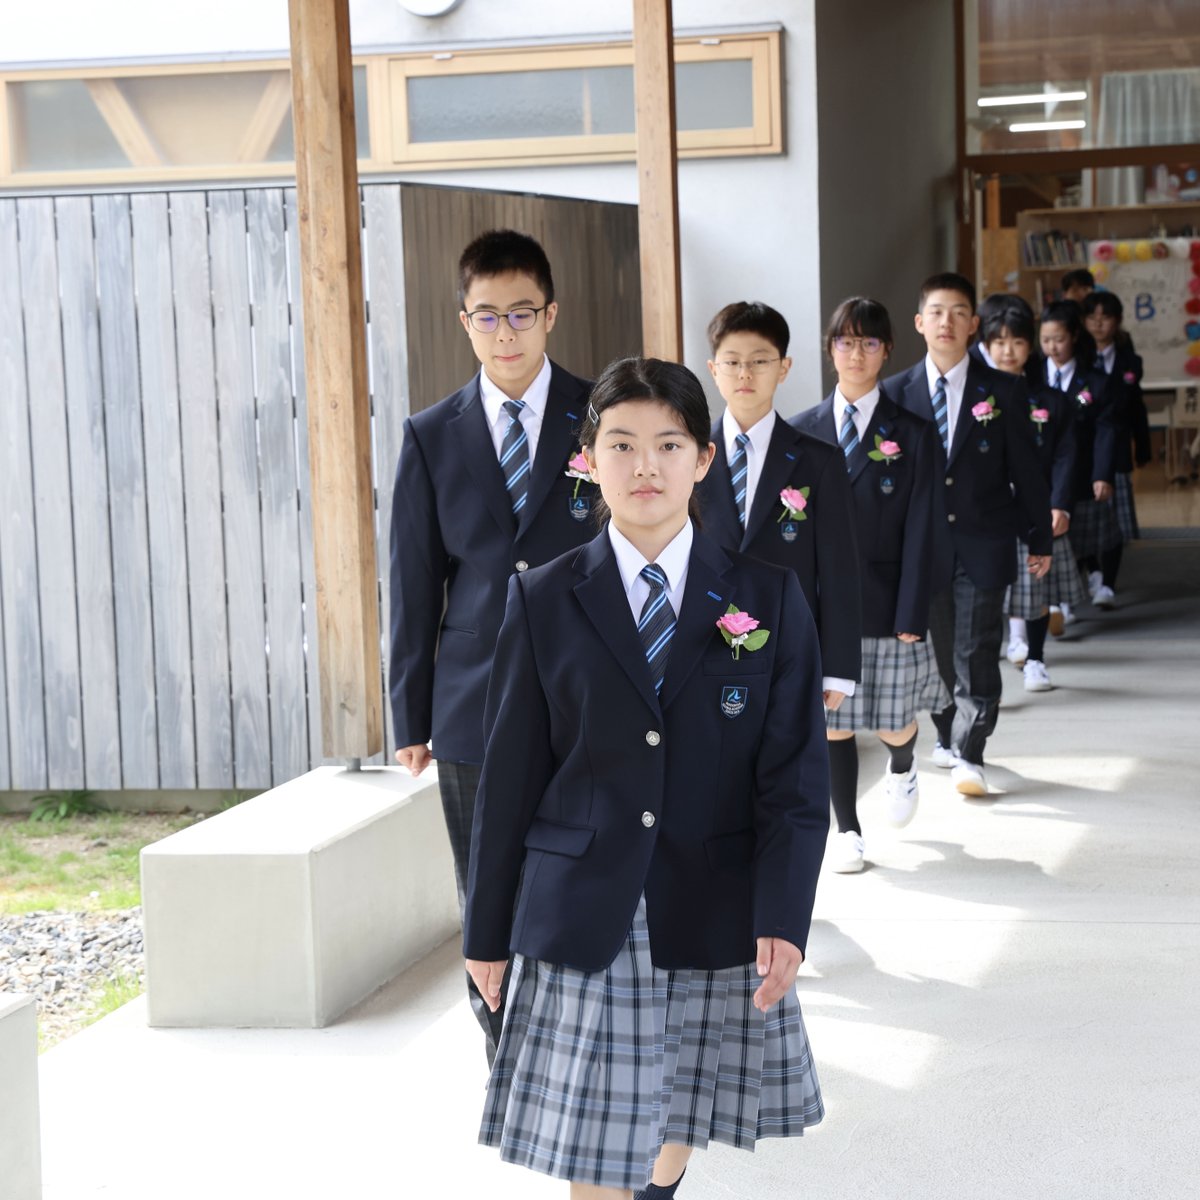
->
<box><xmin>141</xmin><ymin>765</ymin><xmax>459</xmax><ymax>1028</ymax></box>
<box><xmin>0</xmin><ymin>993</ymin><xmax>41</xmax><ymax>1199</ymax></box>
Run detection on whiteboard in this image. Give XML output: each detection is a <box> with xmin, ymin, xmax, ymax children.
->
<box><xmin>1087</xmin><ymin>237</ymin><xmax>1200</xmax><ymax>388</ymax></box>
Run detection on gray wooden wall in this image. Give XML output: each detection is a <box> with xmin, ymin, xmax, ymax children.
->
<box><xmin>0</xmin><ymin>183</ymin><xmax>641</xmax><ymax>793</ymax></box>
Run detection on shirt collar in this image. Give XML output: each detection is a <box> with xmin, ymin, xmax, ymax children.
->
<box><xmin>1100</xmin><ymin>344</ymin><xmax>1116</xmax><ymax>371</ymax></box>
<box><xmin>924</xmin><ymin>352</ymin><xmax>970</xmax><ymax>394</ymax></box>
<box><xmin>479</xmin><ymin>354</ymin><xmax>551</xmax><ymax>422</ymax></box>
<box><xmin>722</xmin><ymin>407</ymin><xmax>776</xmax><ymax>460</ymax></box>
<box><xmin>608</xmin><ymin>518</ymin><xmax>694</xmax><ymax>596</ymax></box>
<box><xmin>1048</xmin><ymin>358</ymin><xmax>1076</xmax><ymax>384</ymax></box>
<box><xmin>834</xmin><ymin>384</ymin><xmax>880</xmax><ymax>425</ymax></box>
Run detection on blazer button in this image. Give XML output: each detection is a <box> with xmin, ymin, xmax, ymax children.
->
<box><xmin>641</xmin><ymin>811</ymin><xmax>656</xmax><ymax>828</ymax></box>
<box><xmin>645</xmin><ymin>730</ymin><xmax>661</xmax><ymax>746</ymax></box>
<box><xmin>515</xmin><ymin>560</ymin><xmax>529</xmax><ymax>572</ymax></box>
<box><xmin>945</xmin><ymin>476</ymin><xmax>954</xmax><ymax>486</ymax></box>
<box><xmin>948</xmin><ymin>513</ymin><xmax>957</xmax><ymax>523</ymax></box>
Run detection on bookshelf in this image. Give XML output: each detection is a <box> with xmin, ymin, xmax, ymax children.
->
<box><xmin>1016</xmin><ymin>203</ymin><xmax>1200</xmax><ymax>312</ymax></box>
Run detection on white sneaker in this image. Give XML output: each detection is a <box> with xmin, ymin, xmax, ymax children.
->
<box><xmin>1087</xmin><ymin>569</ymin><xmax>1103</xmax><ymax>596</ymax></box>
<box><xmin>883</xmin><ymin>767</ymin><xmax>919</xmax><ymax>828</ymax></box>
<box><xmin>1006</xmin><ymin>637</ymin><xmax>1029</xmax><ymax>666</ymax></box>
<box><xmin>829</xmin><ymin>830</ymin><xmax>865</xmax><ymax>873</ymax></box>
<box><xmin>1092</xmin><ymin>584</ymin><xmax>1115</xmax><ymax>608</ymax></box>
<box><xmin>931</xmin><ymin>742</ymin><xmax>958</xmax><ymax>769</ymax></box>
<box><xmin>1023</xmin><ymin>659</ymin><xmax>1052</xmax><ymax>692</ymax></box>
<box><xmin>951</xmin><ymin>761</ymin><xmax>988</xmax><ymax>797</ymax></box>
<box><xmin>1060</xmin><ymin>603</ymin><xmax>1077</xmax><ymax>626</ymax></box>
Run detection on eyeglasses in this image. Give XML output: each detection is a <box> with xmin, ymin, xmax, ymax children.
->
<box><xmin>463</xmin><ymin>305</ymin><xmax>548</xmax><ymax>333</ymax></box>
<box><xmin>832</xmin><ymin>336</ymin><xmax>884</xmax><ymax>354</ymax></box>
<box><xmin>714</xmin><ymin>357</ymin><xmax>781</xmax><ymax>376</ymax></box>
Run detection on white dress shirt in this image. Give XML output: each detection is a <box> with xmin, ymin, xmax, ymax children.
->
<box><xmin>1046</xmin><ymin>358</ymin><xmax>1076</xmax><ymax>393</ymax></box>
<box><xmin>722</xmin><ymin>407</ymin><xmax>776</xmax><ymax>525</ymax></box>
<box><xmin>608</xmin><ymin>519</ymin><xmax>692</xmax><ymax>623</ymax></box>
<box><xmin>834</xmin><ymin>384</ymin><xmax>881</xmax><ymax>442</ymax></box>
<box><xmin>924</xmin><ymin>353</ymin><xmax>971</xmax><ymax>445</ymax></box>
<box><xmin>1098</xmin><ymin>344</ymin><xmax>1116</xmax><ymax>375</ymax></box>
<box><xmin>479</xmin><ymin>354</ymin><xmax>552</xmax><ymax>465</ymax></box>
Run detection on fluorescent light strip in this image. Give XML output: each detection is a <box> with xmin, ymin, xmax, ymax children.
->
<box><xmin>1009</xmin><ymin>119</ymin><xmax>1086</xmax><ymax>133</ymax></box>
<box><xmin>978</xmin><ymin>91</ymin><xmax>1088</xmax><ymax>107</ymax></box>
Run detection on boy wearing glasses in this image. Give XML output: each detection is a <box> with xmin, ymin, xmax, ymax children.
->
<box><xmin>697</xmin><ymin>300</ymin><xmax>862</xmax><ymax>706</ymax></box>
<box><xmin>388</xmin><ymin>229</ymin><xmax>594</xmax><ymax>1063</ymax></box>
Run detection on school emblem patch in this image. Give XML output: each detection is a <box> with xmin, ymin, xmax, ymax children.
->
<box><xmin>780</xmin><ymin>520</ymin><xmax>798</xmax><ymax>543</ymax></box>
<box><xmin>720</xmin><ymin>685</ymin><xmax>748</xmax><ymax>718</ymax></box>
<box><xmin>879</xmin><ymin>474</ymin><xmax>895</xmax><ymax>496</ymax></box>
<box><xmin>569</xmin><ymin>495</ymin><xmax>591</xmax><ymax>521</ymax></box>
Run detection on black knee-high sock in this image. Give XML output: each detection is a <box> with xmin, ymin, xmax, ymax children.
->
<box><xmin>635</xmin><ymin>1169</ymin><xmax>687</xmax><ymax>1200</ymax></box>
<box><xmin>1026</xmin><ymin>614</ymin><xmax>1049</xmax><ymax>662</ymax></box>
<box><xmin>881</xmin><ymin>727</ymin><xmax>918</xmax><ymax>775</ymax></box>
<box><xmin>828</xmin><ymin>736</ymin><xmax>860</xmax><ymax>834</ymax></box>
<box><xmin>1101</xmin><ymin>544</ymin><xmax>1123</xmax><ymax>588</ymax></box>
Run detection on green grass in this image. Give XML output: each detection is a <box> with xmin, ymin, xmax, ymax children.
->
<box><xmin>84</xmin><ymin>972</ymin><xmax>144</xmax><ymax>1026</ymax></box>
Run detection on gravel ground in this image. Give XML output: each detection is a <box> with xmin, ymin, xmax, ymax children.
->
<box><xmin>0</xmin><ymin>909</ymin><xmax>144</xmax><ymax>1048</ymax></box>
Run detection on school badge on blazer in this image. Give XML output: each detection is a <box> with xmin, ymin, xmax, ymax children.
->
<box><xmin>720</xmin><ymin>685</ymin><xmax>748</xmax><ymax>718</ymax></box>
<box><xmin>780</xmin><ymin>521</ymin><xmax>798</xmax><ymax>543</ymax></box>
<box><xmin>569</xmin><ymin>494</ymin><xmax>591</xmax><ymax>521</ymax></box>
<box><xmin>879</xmin><ymin>474</ymin><xmax>895</xmax><ymax>496</ymax></box>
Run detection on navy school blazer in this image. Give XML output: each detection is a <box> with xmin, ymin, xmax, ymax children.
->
<box><xmin>791</xmin><ymin>387</ymin><xmax>937</xmax><ymax>639</ymax></box>
<box><xmin>388</xmin><ymin>361</ymin><xmax>595</xmax><ymax>764</ymax></box>
<box><xmin>1024</xmin><ymin>382</ymin><xmax>1078</xmax><ymax>512</ymax></box>
<box><xmin>1031</xmin><ymin>357</ymin><xmax>1119</xmax><ymax>502</ymax></box>
<box><xmin>462</xmin><ymin>528</ymin><xmax>831</xmax><ymax>973</ymax></box>
<box><xmin>885</xmin><ymin>358</ymin><xmax>1053</xmax><ymax>591</ymax></box>
<box><xmin>1103</xmin><ymin>345</ymin><xmax>1152</xmax><ymax>472</ymax></box>
<box><xmin>694</xmin><ymin>414</ymin><xmax>862</xmax><ymax>683</ymax></box>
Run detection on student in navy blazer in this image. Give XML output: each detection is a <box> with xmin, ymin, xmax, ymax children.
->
<box><xmin>885</xmin><ymin>273</ymin><xmax>1052</xmax><ymax>797</ymax></box>
<box><xmin>695</xmin><ymin>302</ymin><xmax>862</xmax><ymax>698</ymax></box>
<box><xmin>793</xmin><ymin>298</ymin><xmax>941</xmax><ymax>872</ymax></box>
<box><xmin>464</xmin><ymin>359</ymin><xmax>828</xmax><ymax>1197</ymax></box>
<box><xmin>388</xmin><ymin>230</ymin><xmax>596</xmax><ymax>1062</ymax></box>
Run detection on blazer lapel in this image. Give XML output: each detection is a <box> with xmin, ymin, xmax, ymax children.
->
<box><xmin>860</xmin><ymin>392</ymin><xmax>902</xmax><ymax>483</ymax></box>
<box><xmin>949</xmin><ymin>361</ymin><xmax>993</xmax><ymax>467</ymax></box>
<box><xmin>447</xmin><ymin>378</ymin><xmax>515</xmax><ymax>538</ymax></box>
<box><xmin>573</xmin><ymin>535</ymin><xmax>662</xmax><ymax>718</ymax></box>
<box><xmin>659</xmin><ymin>533</ymin><xmax>734</xmax><ymax>710</ymax></box>
<box><xmin>743</xmin><ymin>415</ymin><xmax>804</xmax><ymax>545</ymax></box>
<box><xmin>704</xmin><ymin>420</ymin><xmax>744</xmax><ymax>547</ymax></box>
<box><xmin>517</xmin><ymin>363</ymin><xmax>584</xmax><ymax>536</ymax></box>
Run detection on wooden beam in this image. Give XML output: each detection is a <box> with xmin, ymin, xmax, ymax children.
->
<box><xmin>85</xmin><ymin>79</ymin><xmax>162</xmax><ymax>167</ymax></box>
<box><xmin>632</xmin><ymin>0</ymin><xmax>682</xmax><ymax>361</ymax></box>
<box><xmin>287</xmin><ymin>0</ymin><xmax>382</xmax><ymax>761</ymax></box>
<box><xmin>985</xmin><ymin>174</ymin><xmax>1002</xmax><ymax>229</ymax></box>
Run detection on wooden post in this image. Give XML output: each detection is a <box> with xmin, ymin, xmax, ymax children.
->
<box><xmin>632</xmin><ymin>0</ymin><xmax>683</xmax><ymax>361</ymax></box>
<box><xmin>288</xmin><ymin>0</ymin><xmax>382</xmax><ymax>761</ymax></box>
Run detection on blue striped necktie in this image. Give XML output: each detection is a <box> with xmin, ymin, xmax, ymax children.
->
<box><xmin>839</xmin><ymin>402</ymin><xmax>860</xmax><ymax>470</ymax></box>
<box><xmin>637</xmin><ymin>564</ymin><xmax>676</xmax><ymax>695</ymax></box>
<box><xmin>729</xmin><ymin>432</ymin><xmax>750</xmax><ymax>526</ymax></box>
<box><xmin>1053</xmin><ymin>367</ymin><xmax>1063</xmax><ymax>391</ymax></box>
<box><xmin>931</xmin><ymin>375</ymin><xmax>949</xmax><ymax>451</ymax></box>
<box><xmin>499</xmin><ymin>399</ymin><xmax>530</xmax><ymax>515</ymax></box>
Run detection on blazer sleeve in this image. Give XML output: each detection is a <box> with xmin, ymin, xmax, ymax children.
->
<box><xmin>1049</xmin><ymin>396</ymin><xmax>1078</xmax><ymax>512</ymax></box>
<box><xmin>751</xmin><ymin>570</ymin><xmax>832</xmax><ymax>955</ymax></box>
<box><xmin>1002</xmin><ymin>375</ymin><xmax>1053</xmax><ymax>556</ymax></box>
<box><xmin>1091</xmin><ymin>374</ymin><xmax>1120</xmax><ymax>485</ymax></box>
<box><xmin>1127</xmin><ymin>355</ymin><xmax>1152</xmax><ymax>466</ymax></box>
<box><xmin>894</xmin><ymin>420</ymin><xmax>935</xmax><ymax>638</ymax></box>
<box><xmin>462</xmin><ymin>575</ymin><xmax>555</xmax><ymax>963</ymax></box>
<box><xmin>812</xmin><ymin>449</ymin><xmax>863</xmax><ymax>681</ymax></box>
<box><xmin>388</xmin><ymin>419</ymin><xmax>449</xmax><ymax>749</ymax></box>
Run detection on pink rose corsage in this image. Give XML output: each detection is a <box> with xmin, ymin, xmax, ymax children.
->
<box><xmin>777</xmin><ymin>485</ymin><xmax>810</xmax><ymax>522</ymax></box>
<box><xmin>868</xmin><ymin>435</ymin><xmax>902</xmax><ymax>463</ymax></box>
<box><xmin>716</xmin><ymin>605</ymin><xmax>770</xmax><ymax>660</ymax></box>
<box><xmin>972</xmin><ymin>397</ymin><xmax>999</xmax><ymax>424</ymax></box>
<box><xmin>1031</xmin><ymin>407</ymin><xmax>1050</xmax><ymax>429</ymax></box>
<box><xmin>1076</xmin><ymin>388</ymin><xmax>1094</xmax><ymax>407</ymax></box>
<box><xmin>1123</xmin><ymin>370</ymin><xmax>1137</xmax><ymax>384</ymax></box>
<box><xmin>564</xmin><ymin>451</ymin><xmax>595</xmax><ymax>498</ymax></box>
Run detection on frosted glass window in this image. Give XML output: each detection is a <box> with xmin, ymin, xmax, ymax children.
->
<box><xmin>676</xmin><ymin>61</ymin><xmax>754</xmax><ymax>130</ymax></box>
<box><xmin>9</xmin><ymin>80</ymin><xmax>128</xmax><ymax>171</ymax></box>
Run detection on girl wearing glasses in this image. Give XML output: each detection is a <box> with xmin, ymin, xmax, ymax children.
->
<box><xmin>793</xmin><ymin>298</ymin><xmax>944</xmax><ymax>874</ymax></box>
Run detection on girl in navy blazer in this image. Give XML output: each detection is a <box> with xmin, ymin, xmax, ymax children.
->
<box><xmin>793</xmin><ymin>299</ymin><xmax>944</xmax><ymax>873</ymax></box>
<box><xmin>463</xmin><ymin>357</ymin><xmax>829</xmax><ymax>1199</ymax></box>
<box><xmin>983</xmin><ymin>302</ymin><xmax>1080</xmax><ymax>692</ymax></box>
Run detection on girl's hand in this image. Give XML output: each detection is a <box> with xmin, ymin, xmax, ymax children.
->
<box><xmin>754</xmin><ymin>937</ymin><xmax>804</xmax><ymax>1012</ymax></box>
<box><xmin>1093</xmin><ymin>480</ymin><xmax>1114</xmax><ymax>502</ymax></box>
<box><xmin>1051</xmin><ymin>508</ymin><xmax>1071</xmax><ymax>537</ymax></box>
<box><xmin>466</xmin><ymin>959</ymin><xmax>508</xmax><ymax>1012</ymax></box>
<box><xmin>396</xmin><ymin>744</ymin><xmax>433</xmax><ymax>776</ymax></box>
<box><xmin>896</xmin><ymin>632</ymin><xmax>921</xmax><ymax>644</ymax></box>
<box><xmin>823</xmin><ymin>689</ymin><xmax>847</xmax><ymax>711</ymax></box>
<box><xmin>1027</xmin><ymin>554</ymin><xmax>1052</xmax><ymax>578</ymax></box>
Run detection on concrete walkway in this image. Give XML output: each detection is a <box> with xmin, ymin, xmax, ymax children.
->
<box><xmin>38</xmin><ymin>541</ymin><xmax>1200</xmax><ymax>1199</ymax></box>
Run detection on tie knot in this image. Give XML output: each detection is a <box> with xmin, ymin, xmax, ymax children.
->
<box><xmin>503</xmin><ymin>399</ymin><xmax>526</xmax><ymax>421</ymax></box>
<box><xmin>936</xmin><ymin>376</ymin><xmax>947</xmax><ymax>390</ymax></box>
<box><xmin>640</xmin><ymin>564</ymin><xmax>667</xmax><ymax>592</ymax></box>
<box><xmin>735</xmin><ymin>432</ymin><xmax>749</xmax><ymax>449</ymax></box>
<box><xmin>844</xmin><ymin>402</ymin><xmax>858</xmax><ymax>416</ymax></box>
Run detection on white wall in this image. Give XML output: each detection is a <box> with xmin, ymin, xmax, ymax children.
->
<box><xmin>2</xmin><ymin>0</ymin><xmax>824</xmax><ymax>411</ymax></box>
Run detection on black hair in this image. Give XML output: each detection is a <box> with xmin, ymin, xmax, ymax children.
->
<box><xmin>457</xmin><ymin>229</ymin><xmax>555</xmax><ymax>306</ymax></box>
<box><xmin>579</xmin><ymin>357</ymin><xmax>713</xmax><ymax>527</ymax></box>
<box><xmin>1060</xmin><ymin>268</ymin><xmax>1096</xmax><ymax>294</ymax></box>
<box><xmin>706</xmin><ymin>301</ymin><xmax>790</xmax><ymax>357</ymax></box>
<box><xmin>1040</xmin><ymin>300</ymin><xmax>1097</xmax><ymax>364</ymax></box>
<box><xmin>1080</xmin><ymin>290</ymin><xmax>1124</xmax><ymax>322</ymax></box>
<box><xmin>918</xmin><ymin>271</ymin><xmax>977</xmax><ymax>313</ymax></box>
<box><xmin>981</xmin><ymin>301</ymin><xmax>1036</xmax><ymax>347</ymax></box>
<box><xmin>823</xmin><ymin>296</ymin><xmax>894</xmax><ymax>357</ymax></box>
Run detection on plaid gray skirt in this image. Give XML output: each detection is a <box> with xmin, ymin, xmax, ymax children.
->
<box><xmin>826</xmin><ymin>636</ymin><xmax>949</xmax><ymax>731</ymax></box>
<box><xmin>479</xmin><ymin>897</ymin><xmax>823</xmax><ymax>1191</ymax></box>
<box><xmin>1005</xmin><ymin>540</ymin><xmax>1050</xmax><ymax>619</ymax></box>
<box><xmin>1046</xmin><ymin>533</ymin><xmax>1085</xmax><ymax>607</ymax></box>
<box><xmin>1113</xmin><ymin>472</ymin><xmax>1139</xmax><ymax>543</ymax></box>
<box><xmin>1069</xmin><ymin>497</ymin><xmax>1121</xmax><ymax>558</ymax></box>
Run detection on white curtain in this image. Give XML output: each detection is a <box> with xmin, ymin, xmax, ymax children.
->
<box><xmin>1094</xmin><ymin>68</ymin><xmax>1200</xmax><ymax>206</ymax></box>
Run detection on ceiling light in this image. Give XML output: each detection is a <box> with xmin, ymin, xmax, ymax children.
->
<box><xmin>978</xmin><ymin>91</ymin><xmax>1088</xmax><ymax>107</ymax></box>
<box><xmin>1008</xmin><ymin>120</ymin><xmax>1087</xmax><ymax>132</ymax></box>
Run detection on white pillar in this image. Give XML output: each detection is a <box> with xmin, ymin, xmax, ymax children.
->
<box><xmin>0</xmin><ymin>994</ymin><xmax>42</xmax><ymax>1199</ymax></box>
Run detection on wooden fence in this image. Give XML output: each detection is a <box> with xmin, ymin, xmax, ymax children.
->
<box><xmin>0</xmin><ymin>183</ymin><xmax>641</xmax><ymax>792</ymax></box>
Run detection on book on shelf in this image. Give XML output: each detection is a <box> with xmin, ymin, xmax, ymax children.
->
<box><xmin>1021</xmin><ymin>230</ymin><xmax>1090</xmax><ymax>269</ymax></box>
